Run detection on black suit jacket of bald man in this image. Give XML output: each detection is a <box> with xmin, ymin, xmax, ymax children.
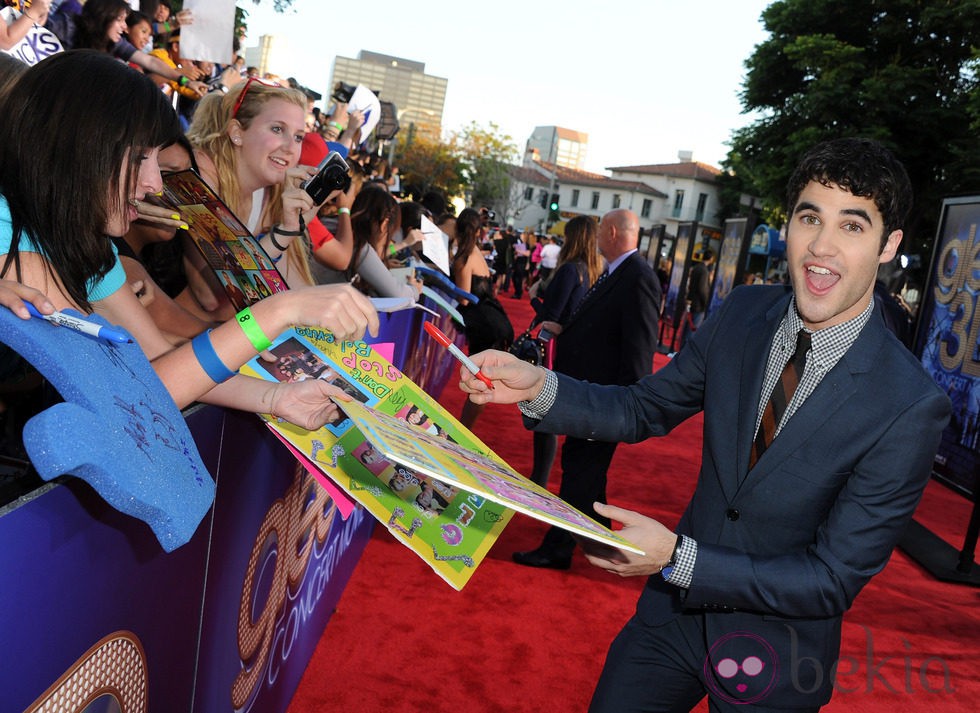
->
<box><xmin>537</xmin><ymin>250</ymin><xmax>661</xmax><ymax>559</ymax></box>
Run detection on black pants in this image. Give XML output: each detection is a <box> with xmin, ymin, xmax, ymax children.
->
<box><xmin>538</xmin><ymin>436</ymin><xmax>617</xmax><ymax>558</ymax></box>
<box><xmin>591</xmin><ymin>615</ymin><xmax>821</xmax><ymax>713</ymax></box>
<box><xmin>512</xmin><ymin>259</ymin><xmax>528</xmax><ymax>298</ymax></box>
<box><xmin>529</xmin><ymin>431</ymin><xmax>558</xmax><ymax>488</ymax></box>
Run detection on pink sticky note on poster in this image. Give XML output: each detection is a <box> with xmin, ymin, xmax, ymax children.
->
<box><xmin>371</xmin><ymin>342</ymin><xmax>395</xmax><ymax>363</ymax></box>
<box><xmin>267</xmin><ymin>426</ymin><xmax>356</xmax><ymax>519</ymax></box>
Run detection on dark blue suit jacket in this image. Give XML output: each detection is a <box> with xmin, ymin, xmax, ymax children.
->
<box><xmin>537</xmin><ymin>285</ymin><xmax>950</xmax><ymax>706</ymax></box>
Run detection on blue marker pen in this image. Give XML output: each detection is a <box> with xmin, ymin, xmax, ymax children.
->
<box><xmin>24</xmin><ymin>303</ymin><xmax>133</xmax><ymax>344</ymax></box>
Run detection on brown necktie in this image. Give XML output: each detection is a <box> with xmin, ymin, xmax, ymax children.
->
<box><xmin>750</xmin><ymin>330</ymin><xmax>811</xmax><ymax>468</ymax></box>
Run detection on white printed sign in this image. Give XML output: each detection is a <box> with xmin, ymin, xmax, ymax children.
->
<box><xmin>1</xmin><ymin>8</ymin><xmax>63</xmax><ymax>66</ymax></box>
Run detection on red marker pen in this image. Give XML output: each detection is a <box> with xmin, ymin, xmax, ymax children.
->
<box><xmin>423</xmin><ymin>321</ymin><xmax>494</xmax><ymax>390</ymax></box>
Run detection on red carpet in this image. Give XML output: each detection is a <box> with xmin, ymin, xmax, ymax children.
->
<box><xmin>288</xmin><ymin>292</ymin><xmax>980</xmax><ymax>713</ymax></box>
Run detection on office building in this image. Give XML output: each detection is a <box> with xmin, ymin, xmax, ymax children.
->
<box><xmin>329</xmin><ymin>51</ymin><xmax>447</xmax><ymax>138</ymax></box>
<box><xmin>525</xmin><ymin>126</ymin><xmax>589</xmax><ymax>170</ymax></box>
<box><xmin>243</xmin><ymin>35</ymin><xmax>276</xmax><ymax>77</ymax></box>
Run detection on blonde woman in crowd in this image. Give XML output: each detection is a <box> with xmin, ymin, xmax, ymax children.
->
<box><xmin>186</xmin><ymin>78</ymin><xmax>332</xmax><ymax>315</ymax></box>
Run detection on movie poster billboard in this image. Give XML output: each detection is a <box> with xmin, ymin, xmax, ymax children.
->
<box><xmin>709</xmin><ymin>218</ymin><xmax>752</xmax><ymax>315</ymax></box>
<box><xmin>914</xmin><ymin>196</ymin><xmax>980</xmax><ymax>496</ymax></box>
<box><xmin>664</xmin><ymin>223</ymin><xmax>695</xmax><ymax>327</ymax></box>
<box><xmin>643</xmin><ymin>224</ymin><xmax>666</xmax><ymax>270</ymax></box>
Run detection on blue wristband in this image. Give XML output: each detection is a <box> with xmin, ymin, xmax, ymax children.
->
<box><xmin>191</xmin><ymin>329</ymin><xmax>236</xmax><ymax>383</ymax></box>
<box><xmin>259</xmin><ymin>232</ymin><xmax>284</xmax><ymax>263</ymax></box>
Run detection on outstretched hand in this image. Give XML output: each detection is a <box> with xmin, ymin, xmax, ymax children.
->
<box><xmin>458</xmin><ymin>349</ymin><xmax>547</xmax><ymax>405</ymax></box>
<box><xmin>266</xmin><ymin>379</ymin><xmax>352</xmax><ymax>431</ymax></box>
<box><xmin>582</xmin><ymin>502</ymin><xmax>678</xmax><ymax>577</ymax></box>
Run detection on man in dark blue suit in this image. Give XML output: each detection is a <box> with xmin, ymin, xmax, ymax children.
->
<box><xmin>513</xmin><ymin>209</ymin><xmax>660</xmax><ymax>569</ymax></box>
<box><xmin>460</xmin><ymin>138</ymin><xmax>950</xmax><ymax>711</ymax></box>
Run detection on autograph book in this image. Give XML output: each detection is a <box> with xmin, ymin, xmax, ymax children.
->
<box><xmin>239</xmin><ymin>328</ymin><xmax>643</xmax><ymax>590</ymax></box>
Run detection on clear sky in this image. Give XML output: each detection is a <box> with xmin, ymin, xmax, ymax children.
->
<box><xmin>239</xmin><ymin>0</ymin><xmax>774</xmax><ymax>174</ymax></box>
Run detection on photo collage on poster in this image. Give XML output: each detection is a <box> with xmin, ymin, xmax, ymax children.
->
<box><xmin>239</xmin><ymin>328</ymin><xmax>515</xmax><ymax>589</ymax></box>
<box><xmin>339</xmin><ymin>397</ymin><xmax>644</xmax><ymax>551</ymax></box>
<box><xmin>160</xmin><ymin>170</ymin><xmax>287</xmax><ymax>310</ymax></box>
<box><xmin>254</xmin><ymin>336</ymin><xmax>369</xmax><ymax>436</ymax></box>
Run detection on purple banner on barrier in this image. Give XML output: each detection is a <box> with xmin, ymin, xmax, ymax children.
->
<box><xmin>0</xmin><ymin>405</ymin><xmax>221</xmax><ymax>713</ymax></box>
<box><xmin>192</xmin><ymin>409</ymin><xmax>372</xmax><ymax>713</ymax></box>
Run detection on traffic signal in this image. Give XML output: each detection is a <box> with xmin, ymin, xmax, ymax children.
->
<box><xmin>548</xmin><ymin>193</ymin><xmax>560</xmax><ymax>221</ymax></box>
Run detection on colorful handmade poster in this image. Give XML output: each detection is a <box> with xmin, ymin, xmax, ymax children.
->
<box><xmin>336</xmin><ymin>398</ymin><xmax>644</xmax><ymax>555</ymax></box>
<box><xmin>239</xmin><ymin>327</ymin><xmax>513</xmax><ymax>590</ymax></box>
<box><xmin>240</xmin><ymin>326</ymin><xmax>643</xmax><ymax>589</ymax></box>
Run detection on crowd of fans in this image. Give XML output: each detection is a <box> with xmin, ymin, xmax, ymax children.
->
<box><xmin>0</xmin><ymin>0</ymin><xmax>547</xmax><ymax>457</ymax></box>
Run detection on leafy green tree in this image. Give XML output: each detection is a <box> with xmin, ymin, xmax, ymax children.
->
<box><xmin>394</xmin><ymin>132</ymin><xmax>467</xmax><ymax>204</ymax></box>
<box><xmin>454</xmin><ymin>122</ymin><xmax>519</xmax><ymax>214</ymax></box>
<box><xmin>726</xmin><ymin>0</ymin><xmax>980</xmax><ymax>257</ymax></box>
<box><xmin>391</xmin><ymin>123</ymin><xmax>518</xmax><ymax>211</ymax></box>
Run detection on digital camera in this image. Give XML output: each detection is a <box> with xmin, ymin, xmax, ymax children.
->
<box><xmin>301</xmin><ymin>151</ymin><xmax>352</xmax><ymax>204</ymax></box>
<box><xmin>331</xmin><ymin>81</ymin><xmax>356</xmax><ymax>104</ymax></box>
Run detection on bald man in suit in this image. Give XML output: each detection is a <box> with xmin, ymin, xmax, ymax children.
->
<box><xmin>513</xmin><ymin>209</ymin><xmax>661</xmax><ymax>570</ymax></box>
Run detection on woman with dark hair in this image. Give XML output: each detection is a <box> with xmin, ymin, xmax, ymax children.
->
<box><xmin>119</xmin><ymin>134</ymin><xmax>214</xmax><ymax>341</ymax></box>
<box><xmin>72</xmin><ymin>0</ymin><xmax>207</xmax><ymax>96</ymax></box>
<box><xmin>527</xmin><ymin>215</ymin><xmax>602</xmax><ymax>487</ymax></box>
<box><xmin>451</xmin><ymin>208</ymin><xmax>513</xmax><ymax>428</ymax></box>
<box><xmin>345</xmin><ymin>184</ymin><xmax>421</xmax><ymax>298</ymax></box>
<box><xmin>390</xmin><ymin>200</ymin><xmax>429</xmax><ymax>263</ymax></box>
<box><xmin>0</xmin><ymin>51</ymin><xmax>378</xmax><ymax>429</ymax></box>
<box><xmin>533</xmin><ymin>216</ymin><xmax>603</xmax><ymax>333</ymax></box>
<box><xmin>349</xmin><ymin>183</ymin><xmax>399</xmax><ymax>271</ymax></box>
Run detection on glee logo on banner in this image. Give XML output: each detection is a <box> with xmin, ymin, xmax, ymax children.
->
<box><xmin>233</xmin><ymin>465</ymin><xmax>365</xmax><ymax>709</ymax></box>
<box><xmin>24</xmin><ymin>631</ymin><xmax>147</xmax><ymax>712</ymax></box>
<box><xmin>932</xmin><ymin>221</ymin><xmax>980</xmax><ymax>373</ymax></box>
<box><xmin>1</xmin><ymin>8</ymin><xmax>63</xmax><ymax>66</ymax></box>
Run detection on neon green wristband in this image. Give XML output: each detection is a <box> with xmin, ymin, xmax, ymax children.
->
<box><xmin>236</xmin><ymin>307</ymin><xmax>272</xmax><ymax>352</ymax></box>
